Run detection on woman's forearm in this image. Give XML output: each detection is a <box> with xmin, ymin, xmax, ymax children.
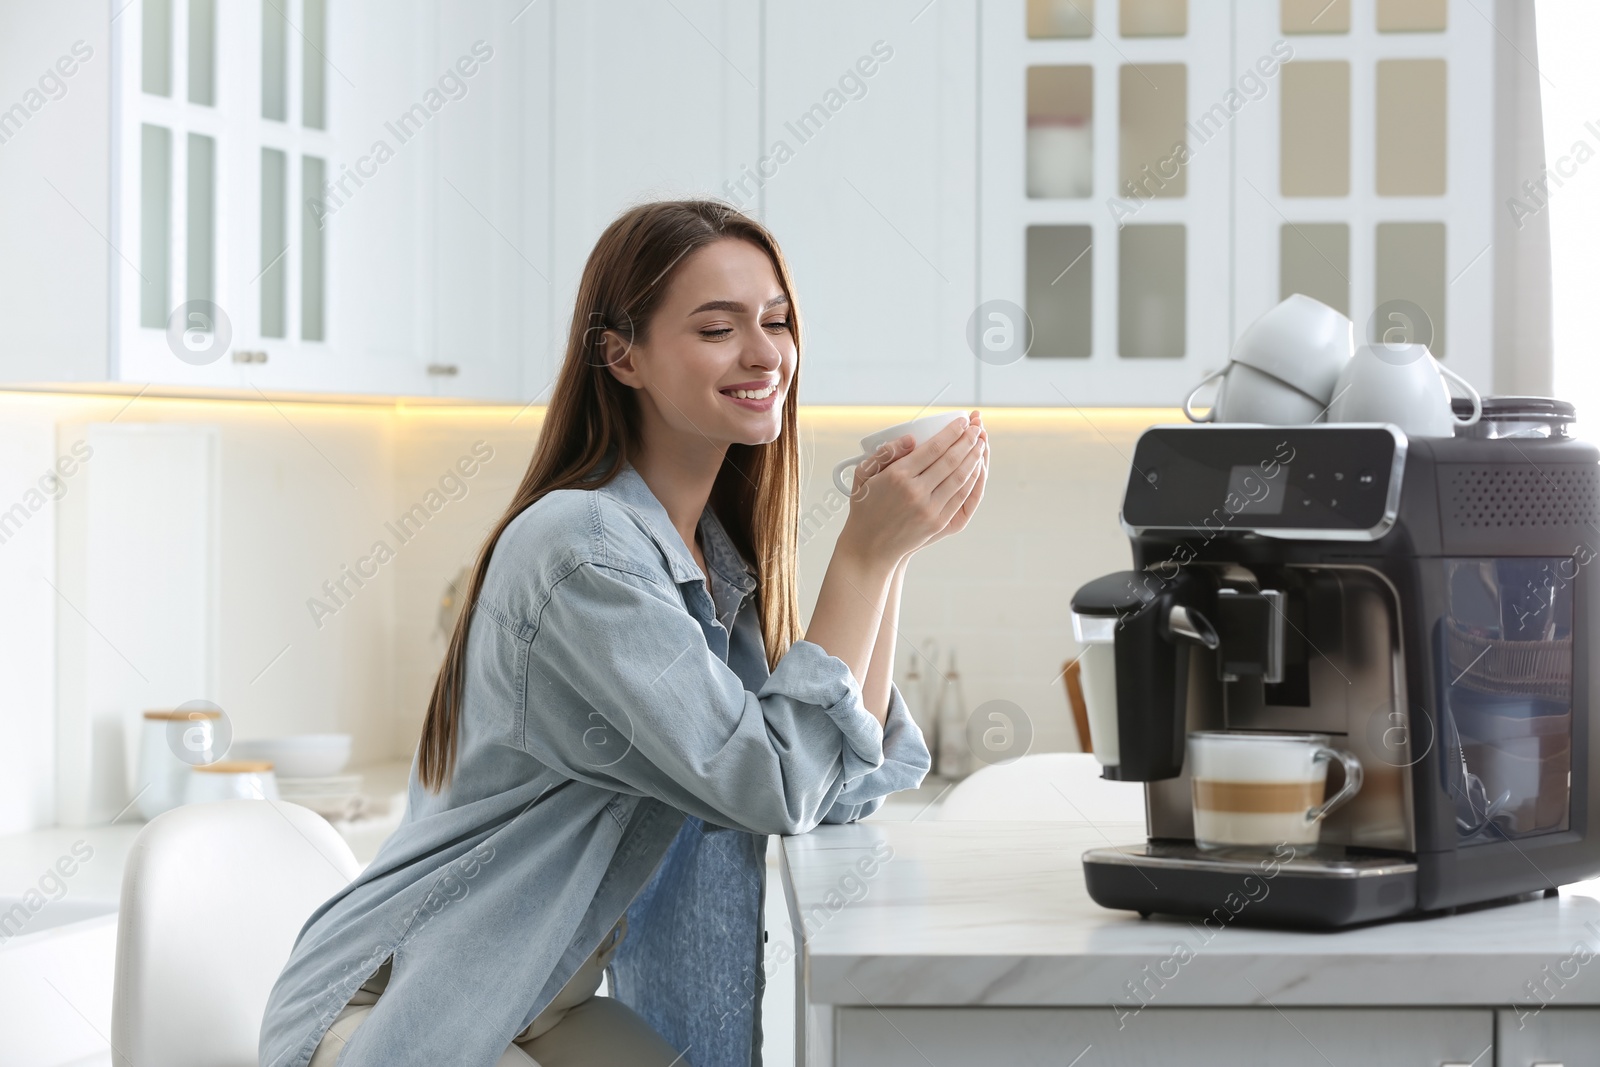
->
<box><xmin>861</xmin><ymin>556</ymin><xmax>907</xmax><ymax>719</ymax></box>
<box><xmin>803</xmin><ymin>543</ymin><xmax>899</xmax><ymax>727</ymax></box>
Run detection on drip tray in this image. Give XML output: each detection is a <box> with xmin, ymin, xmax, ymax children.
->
<box><xmin>1083</xmin><ymin>843</ymin><xmax>1419</xmax><ymax>928</ymax></box>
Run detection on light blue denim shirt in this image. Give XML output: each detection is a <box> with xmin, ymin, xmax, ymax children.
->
<box><xmin>258</xmin><ymin>456</ymin><xmax>932</xmax><ymax>1067</ymax></box>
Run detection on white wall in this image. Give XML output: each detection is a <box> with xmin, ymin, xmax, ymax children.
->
<box><xmin>1538</xmin><ymin>1</ymin><xmax>1600</xmax><ymax>418</ymax></box>
<box><xmin>0</xmin><ymin>404</ymin><xmax>63</xmax><ymax>835</ymax></box>
<box><xmin>387</xmin><ymin>406</ymin><xmax>542</xmax><ymax>756</ymax></box>
<box><xmin>2</xmin><ymin>392</ymin><xmax>403</xmax><ymax>828</ymax></box>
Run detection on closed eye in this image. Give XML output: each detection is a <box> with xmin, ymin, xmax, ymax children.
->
<box><xmin>700</xmin><ymin>320</ymin><xmax>789</xmax><ymax>339</ymax></box>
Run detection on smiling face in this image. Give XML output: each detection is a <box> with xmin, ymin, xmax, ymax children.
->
<box><xmin>603</xmin><ymin>237</ymin><xmax>796</xmax><ymax>452</ymax></box>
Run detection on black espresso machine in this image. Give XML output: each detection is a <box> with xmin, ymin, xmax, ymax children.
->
<box><xmin>1071</xmin><ymin>402</ymin><xmax>1600</xmax><ymax>927</ymax></box>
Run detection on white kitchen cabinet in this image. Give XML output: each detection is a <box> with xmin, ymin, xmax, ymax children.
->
<box><xmin>786</xmin><ymin>821</ymin><xmax>1600</xmax><ymax>1067</ymax></box>
<box><xmin>1496</xmin><ymin>1009</ymin><xmax>1600</xmax><ymax>1067</ymax></box>
<box><xmin>426</xmin><ymin>0</ymin><xmax>551</xmax><ymax>401</ymax></box>
<box><xmin>0</xmin><ymin>2</ymin><xmax>1530</xmax><ymax>407</ymax></box>
<box><xmin>837</xmin><ymin>1007</ymin><xmax>1495</xmax><ymax>1067</ymax></box>
<box><xmin>0</xmin><ymin>0</ymin><xmax>549</xmax><ymax>401</ymax></box>
<box><xmin>976</xmin><ymin>0</ymin><xmax>1515</xmax><ymax>407</ymax></box>
<box><xmin>0</xmin><ymin>912</ymin><xmax>118</xmax><ymax>1067</ymax></box>
<box><xmin>759</xmin><ymin>0</ymin><xmax>978</xmax><ymax>407</ymax></box>
<box><xmin>0</xmin><ymin>1</ymin><xmax>112</xmax><ymax>386</ymax></box>
<box><xmin>543</xmin><ymin>0</ymin><xmax>760</xmax><ymax>400</ymax></box>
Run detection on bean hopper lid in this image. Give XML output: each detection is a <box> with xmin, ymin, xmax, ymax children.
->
<box><xmin>1450</xmin><ymin>395</ymin><xmax>1575</xmax><ymax>438</ymax></box>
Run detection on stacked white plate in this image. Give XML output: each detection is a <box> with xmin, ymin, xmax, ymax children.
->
<box><xmin>275</xmin><ymin>773</ymin><xmax>366</xmax><ymax>822</ymax></box>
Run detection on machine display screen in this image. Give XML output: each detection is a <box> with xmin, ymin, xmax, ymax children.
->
<box><xmin>1122</xmin><ymin>426</ymin><xmax>1400</xmax><ymax>536</ymax></box>
<box><xmin>1224</xmin><ymin>463</ymin><xmax>1289</xmax><ymax>515</ymax></box>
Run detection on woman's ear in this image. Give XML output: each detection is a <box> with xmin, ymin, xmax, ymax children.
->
<box><xmin>600</xmin><ymin>329</ymin><xmax>641</xmax><ymax>386</ymax></box>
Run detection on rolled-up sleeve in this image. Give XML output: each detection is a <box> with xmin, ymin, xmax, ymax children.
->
<box><xmin>820</xmin><ymin>681</ymin><xmax>933</xmax><ymax>823</ymax></box>
<box><xmin>522</xmin><ymin>560</ymin><xmax>889</xmax><ymax>836</ymax></box>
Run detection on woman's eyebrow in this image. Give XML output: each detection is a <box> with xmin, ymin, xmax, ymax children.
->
<box><xmin>687</xmin><ymin>294</ymin><xmax>790</xmax><ymax>316</ymax></box>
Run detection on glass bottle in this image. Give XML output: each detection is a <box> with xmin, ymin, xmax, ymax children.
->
<box><xmin>935</xmin><ymin>648</ymin><xmax>970</xmax><ymax>778</ymax></box>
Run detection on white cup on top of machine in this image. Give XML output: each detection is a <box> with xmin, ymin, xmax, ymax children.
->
<box><xmin>1326</xmin><ymin>342</ymin><xmax>1482</xmax><ymax>438</ymax></box>
<box><xmin>831</xmin><ymin>410</ymin><xmax>968</xmax><ymax>496</ymax></box>
<box><xmin>1187</xmin><ymin>731</ymin><xmax>1364</xmax><ymax>849</ymax></box>
<box><xmin>1183</xmin><ymin>294</ymin><xmax>1354</xmax><ymax>425</ymax></box>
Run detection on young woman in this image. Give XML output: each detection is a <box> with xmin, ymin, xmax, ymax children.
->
<box><xmin>259</xmin><ymin>200</ymin><xmax>989</xmax><ymax>1067</ymax></box>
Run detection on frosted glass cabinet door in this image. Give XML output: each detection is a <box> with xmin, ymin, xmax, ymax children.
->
<box><xmin>978</xmin><ymin>0</ymin><xmax>1234</xmax><ymax>406</ymax></box>
<box><xmin>758</xmin><ymin>0</ymin><xmax>978</xmax><ymax>406</ymax></box>
<box><xmin>1229</xmin><ymin>0</ymin><xmax>1495</xmax><ymax>394</ymax></box>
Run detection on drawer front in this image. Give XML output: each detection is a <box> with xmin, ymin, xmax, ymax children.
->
<box><xmin>1496</xmin><ymin>1008</ymin><xmax>1600</xmax><ymax>1067</ymax></box>
<box><xmin>836</xmin><ymin>1007</ymin><xmax>1493</xmax><ymax>1067</ymax></box>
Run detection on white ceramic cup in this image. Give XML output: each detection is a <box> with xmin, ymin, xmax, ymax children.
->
<box><xmin>1186</xmin><ymin>361</ymin><xmax>1331</xmax><ymax>425</ymax></box>
<box><xmin>1188</xmin><ymin>731</ymin><xmax>1363</xmax><ymax>849</ymax></box>
<box><xmin>1326</xmin><ymin>342</ymin><xmax>1482</xmax><ymax>437</ymax></box>
<box><xmin>1185</xmin><ymin>294</ymin><xmax>1354</xmax><ymax>424</ymax></box>
<box><xmin>1231</xmin><ymin>293</ymin><xmax>1354</xmax><ymax>403</ymax></box>
<box><xmin>831</xmin><ymin>411</ymin><xmax>968</xmax><ymax>496</ymax></box>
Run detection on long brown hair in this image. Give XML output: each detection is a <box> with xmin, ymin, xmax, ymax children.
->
<box><xmin>418</xmin><ymin>200</ymin><xmax>804</xmax><ymax>793</ymax></box>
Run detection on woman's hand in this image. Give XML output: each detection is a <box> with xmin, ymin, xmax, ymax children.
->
<box><xmin>851</xmin><ymin>411</ymin><xmax>988</xmax><ymax>553</ymax></box>
<box><xmin>918</xmin><ymin>412</ymin><xmax>986</xmax><ymax>549</ymax></box>
<box><xmin>838</xmin><ymin>412</ymin><xmax>987</xmax><ymax>566</ymax></box>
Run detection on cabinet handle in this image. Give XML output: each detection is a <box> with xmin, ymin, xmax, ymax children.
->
<box><xmin>231</xmin><ymin>350</ymin><xmax>268</xmax><ymax>364</ymax></box>
<box><xmin>427</xmin><ymin>363</ymin><xmax>459</xmax><ymax>377</ymax></box>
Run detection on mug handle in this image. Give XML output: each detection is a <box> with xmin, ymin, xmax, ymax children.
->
<box><xmin>1307</xmin><ymin>746</ymin><xmax>1364</xmax><ymax>824</ymax></box>
<box><xmin>1438</xmin><ymin>363</ymin><xmax>1482</xmax><ymax>427</ymax></box>
<box><xmin>1182</xmin><ymin>368</ymin><xmax>1227</xmax><ymax>423</ymax></box>
<box><xmin>832</xmin><ymin>454</ymin><xmax>869</xmax><ymax>496</ymax></box>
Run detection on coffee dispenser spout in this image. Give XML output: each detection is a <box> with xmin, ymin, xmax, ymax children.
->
<box><xmin>1070</xmin><ymin>569</ymin><xmax>1217</xmax><ymax>782</ymax></box>
<box><xmin>1168</xmin><ymin>604</ymin><xmax>1220</xmax><ymax>650</ymax></box>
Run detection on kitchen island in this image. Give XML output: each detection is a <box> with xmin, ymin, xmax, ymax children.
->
<box><xmin>778</xmin><ymin>820</ymin><xmax>1600</xmax><ymax>1066</ymax></box>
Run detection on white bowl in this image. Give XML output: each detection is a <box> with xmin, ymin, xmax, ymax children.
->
<box><xmin>228</xmin><ymin>734</ymin><xmax>352</xmax><ymax>779</ymax></box>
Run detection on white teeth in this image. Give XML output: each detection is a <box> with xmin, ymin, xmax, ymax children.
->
<box><xmin>726</xmin><ymin>383</ymin><xmax>776</xmax><ymax>400</ymax></box>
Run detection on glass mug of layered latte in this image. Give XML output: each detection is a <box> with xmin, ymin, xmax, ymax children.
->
<box><xmin>1187</xmin><ymin>731</ymin><xmax>1365</xmax><ymax>849</ymax></box>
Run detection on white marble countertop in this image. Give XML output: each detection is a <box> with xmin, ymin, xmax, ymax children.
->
<box><xmin>0</xmin><ymin>823</ymin><xmax>142</xmax><ymax>909</ymax></box>
<box><xmin>779</xmin><ymin>820</ymin><xmax>1600</xmax><ymax>1009</ymax></box>
<box><xmin>0</xmin><ymin>760</ymin><xmax>413</xmax><ymax>916</ymax></box>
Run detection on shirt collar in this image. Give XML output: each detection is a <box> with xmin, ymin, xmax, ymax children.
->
<box><xmin>593</xmin><ymin>456</ymin><xmax>759</xmax><ymax>597</ymax></box>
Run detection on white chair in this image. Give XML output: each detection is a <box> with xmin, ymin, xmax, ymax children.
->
<box><xmin>111</xmin><ymin>799</ymin><xmax>360</xmax><ymax>1067</ymax></box>
<box><xmin>935</xmin><ymin>752</ymin><xmax>1147</xmax><ymax>825</ymax></box>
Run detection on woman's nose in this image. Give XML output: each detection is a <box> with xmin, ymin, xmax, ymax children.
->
<box><xmin>743</xmin><ymin>332</ymin><xmax>784</xmax><ymax>369</ymax></box>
